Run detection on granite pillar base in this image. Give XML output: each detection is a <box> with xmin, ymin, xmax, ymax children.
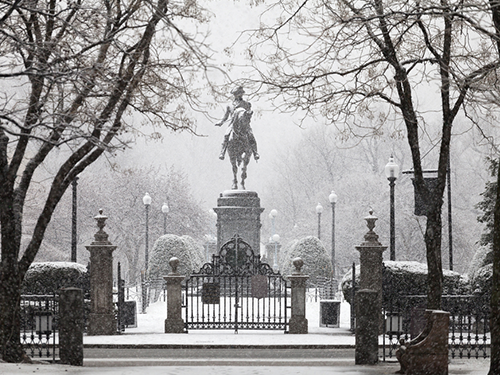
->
<box><xmin>289</xmin><ymin>316</ymin><xmax>308</xmax><ymax>334</ymax></box>
<box><xmin>87</xmin><ymin>313</ymin><xmax>116</xmax><ymax>336</ymax></box>
<box><xmin>165</xmin><ymin>319</ymin><xmax>185</xmax><ymax>334</ymax></box>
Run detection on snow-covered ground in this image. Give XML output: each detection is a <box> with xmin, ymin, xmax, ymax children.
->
<box><xmin>84</xmin><ymin>297</ymin><xmax>355</xmax><ymax>346</ymax></box>
<box><xmin>0</xmin><ymin>295</ymin><xmax>492</xmax><ymax>374</ymax></box>
<box><xmin>0</xmin><ymin>360</ymin><xmax>491</xmax><ymax>374</ymax></box>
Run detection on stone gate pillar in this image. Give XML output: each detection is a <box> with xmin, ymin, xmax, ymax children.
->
<box><xmin>354</xmin><ymin>210</ymin><xmax>387</xmax><ymax>365</ymax></box>
<box><xmin>214</xmin><ymin>190</ymin><xmax>264</xmax><ymax>253</ymax></box>
<box><xmin>288</xmin><ymin>257</ymin><xmax>309</xmax><ymax>334</ymax></box>
<box><xmin>355</xmin><ymin>210</ymin><xmax>387</xmax><ymax>305</ymax></box>
<box><xmin>59</xmin><ymin>287</ymin><xmax>84</xmax><ymax>366</ymax></box>
<box><xmin>86</xmin><ymin>209</ymin><xmax>117</xmax><ymax>335</ymax></box>
<box><xmin>164</xmin><ymin>257</ymin><xmax>185</xmax><ymax>333</ymax></box>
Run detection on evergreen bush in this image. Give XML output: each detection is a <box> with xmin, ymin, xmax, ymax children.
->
<box><xmin>341</xmin><ymin>260</ymin><xmax>469</xmax><ymax>307</ymax></box>
<box><xmin>147</xmin><ymin>234</ymin><xmax>205</xmax><ymax>281</ymax></box>
<box><xmin>279</xmin><ymin>236</ymin><xmax>333</xmax><ymax>283</ymax></box>
<box><xmin>22</xmin><ymin>262</ymin><xmax>89</xmax><ymax>296</ymax></box>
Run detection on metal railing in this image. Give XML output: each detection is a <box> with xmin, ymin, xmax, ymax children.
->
<box><xmin>20</xmin><ymin>294</ymin><xmax>58</xmax><ymax>361</ymax></box>
<box><xmin>382</xmin><ymin>295</ymin><xmax>491</xmax><ymax>360</ymax></box>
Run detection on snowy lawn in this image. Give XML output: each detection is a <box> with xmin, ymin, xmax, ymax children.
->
<box><xmin>83</xmin><ymin>297</ymin><xmax>356</xmax><ymax>346</ymax></box>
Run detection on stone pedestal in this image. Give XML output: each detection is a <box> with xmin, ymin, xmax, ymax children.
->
<box><xmin>164</xmin><ymin>258</ymin><xmax>185</xmax><ymax>333</ymax></box>
<box><xmin>214</xmin><ymin>190</ymin><xmax>264</xmax><ymax>253</ymax></box>
<box><xmin>354</xmin><ymin>210</ymin><xmax>387</xmax><ymax>365</ymax></box>
<box><xmin>355</xmin><ymin>289</ymin><xmax>379</xmax><ymax>364</ymax></box>
<box><xmin>288</xmin><ymin>258</ymin><xmax>309</xmax><ymax>334</ymax></box>
<box><xmin>355</xmin><ymin>210</ymin><xmax>387</xmax><ymax>317</ymax></box>
<box><xmin>85</xmin><ymin>210</ymin><xmax>117</xmax><ymax>336</ymax></box>
<box><xmin>59</xmin><ymin>288</ymin><xmax>84</xmax><ymax>366</ymax></box>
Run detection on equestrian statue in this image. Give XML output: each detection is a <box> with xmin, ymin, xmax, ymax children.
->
<box><xmin>215</xmin><ymin>86</ymin><xmax>259</xmax><ymax>190</ymax></box>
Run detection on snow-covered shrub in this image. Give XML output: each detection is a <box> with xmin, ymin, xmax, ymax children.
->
<box><xmin>280</xmin><ymin>236</ymin><xmax>333</xmax><ymax>283</ymax></box>
<box><xmin>467</xmin><ymin>245</ymin><xmax>493</xmax><ymax>299</ymax></box>
<box><xmin>341</xmin><ymin>261</ymin><xmax>469</xmax><ymax>307</ymax></box>
<box><xmin>22</xmin><ymin>262</ymin><xmax>89</xmax><ymax>296</ymax></box>
<box><xmin>147</xmin><ymin>234</ymin><xmax>205</xmax><ymax>281</ymax></box>
<box><xmin>469</xmin><ymin>263</ymin><xmax>493</xmax><ymax>298</ymax></box>
<box><xmin>468</xmin><ymin>245</ymin><xmax>493</xmax><ymax>276</ymax></box>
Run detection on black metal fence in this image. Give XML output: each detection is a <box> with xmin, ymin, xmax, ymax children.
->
<box><xmin>20</xmin><ymin>294</ymin><xmax>58</xmax><ymax>361</ymax></box>
<box><xmin>382</xmin><ymin>295</ymin><xmax>491</xmax><ymax>360</ymax></box>
<box><xmin>115</xmin><ymin>262</ymin><xmax>137</xmax><ymax>332</ymax></box>
<box><xmin>307</xmin><ymin>276</ymin><xmax>338</xmax><ymax>302</ymax></box>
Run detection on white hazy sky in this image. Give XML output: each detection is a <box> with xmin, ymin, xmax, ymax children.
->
<box><xmin>113</xmin><ymin>0</ymin><xmax>309</xmax><ymax>210</ymax></box>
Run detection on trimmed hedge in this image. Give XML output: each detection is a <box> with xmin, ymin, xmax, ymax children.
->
<box><xmin>280</xmin><ymin>236</ymin><xmax>333</xmax><ymax>283</ymax></box>
<box><xmin>147</xmin><ymin>234</ymin><xmax>205</xmax><ymax>280</ymax></box>
<box><xmin>22</xmin><ymin>262</ymin><xmax>89</xmax><ymax>296</ymax></box>
<box><xmin>341</xmin><ymin>260</ymin><xmax>469</xmax><ymax>307</ymax></box>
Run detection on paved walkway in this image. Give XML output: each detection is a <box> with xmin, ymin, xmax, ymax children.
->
<box><xmin>0</xmin><ymin>359</ymin><xmax>492</xmax><ymax>375</ymax></box>
<box><xmin>1</xmin><ymin>301</ymin><xmax>491</xmax><ymax>374</ymax></box>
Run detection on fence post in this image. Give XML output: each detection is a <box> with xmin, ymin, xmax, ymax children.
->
<box><xmin>59</xmin><ymin>288</ymin><xmax>84</xmax><ymax>366</ymax></box>
<box><xmin>164</xmin><ymin>257</ymin><xmax>185</xmax><ymax>333</ymax></box>
<box><xmin>288</xmin><ymin>257</ymin><xmax>309</xmax><ymax>334</ymax></box>
<box><xmin>350</xmin><ymin>262</ymin><xmax>356</xmax><ymax>332</ymax></box>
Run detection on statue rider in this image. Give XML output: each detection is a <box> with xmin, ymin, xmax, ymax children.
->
<box><xmin>215</xmin><ymin>86</ymin><xmax>259</xmax><ymax>161</ymax></box>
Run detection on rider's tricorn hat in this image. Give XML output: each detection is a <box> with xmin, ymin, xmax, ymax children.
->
<box><xmin>231</xmin><ymin>86</ymin><xmax>245</xmax><ymax>96</ymax></box>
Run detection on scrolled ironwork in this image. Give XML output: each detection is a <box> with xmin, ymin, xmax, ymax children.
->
<box><xmin>184</xmin><ymin>234</ymin><xmax>290</xmax><ymax>333</ymax></box>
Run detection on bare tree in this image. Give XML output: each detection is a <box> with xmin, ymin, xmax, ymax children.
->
<box><xmin>37</xmin><ymin>162</ymin><xmax>211</xmax><ymax>285</ymax></box>
<box><xmin>0</xmin><ymin>0</ymin><xmax>214</xmax><ymax>362</ymax></box>
<box><xmin>245</xmin><ymin>0</ymin><xmax>500</xmax><ymax>310</ymax></box>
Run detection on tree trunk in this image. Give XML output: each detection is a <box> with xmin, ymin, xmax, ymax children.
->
<box><xmin>488</xmin><ymin>158</ymin><xmax>500</xmax><ymax>375</ymax></box>
<box><xmin>0</xmin><ymin>263</ymin><xmax>26</xmax><ymax>362</ymax></box>
<box><xmin>424</xmin><ymin>204</ymin><xmax>443</xmax><ymax>310</ymax></box>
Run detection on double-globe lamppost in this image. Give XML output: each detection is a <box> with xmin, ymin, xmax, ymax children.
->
<box><xmin>316</xmin><ymin>203</ymin><xmax>323</xmax><ymax>240</ymax></box>
<box><xmin>329</xmin><ymin>191</ymin><xmax>338</xmax><ymax>279</ymax></box>
<box><xmin>142</xmin><ymin>192</ymin><xmax>152</xmax><ymax>313</ymax></box>
<box><xmin>269</xmin><ymin>209</ymin><xmax>278</xmax><ymax>269</ymax></box>
<box><xmin>385</xmin><ymin>155</ymin><xmax>399</xmax><ymax>261</ymax></box>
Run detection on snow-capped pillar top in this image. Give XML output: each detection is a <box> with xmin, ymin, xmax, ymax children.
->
<box><xmin>359</xmin><ymin>209</ymin><xmax>383</xmax><ymax>247</ymax></box>
<box><xmin>92</xmin><ymin>209</ymin><xmax>112</xmax><ymax>245</ymax></box>
<box><xmin>169</xmin><ymin>257</ymin><xmax>180</xmax><ymax>275</ymax></box>
<box><xmin>292</xmin><ymin>257</ymin><xmax>304</xmax><ymax>275</ymax></box>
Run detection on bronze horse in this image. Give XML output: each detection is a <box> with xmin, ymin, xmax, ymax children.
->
<box><xmin>227</xmin><ymin>107</ymin><xmax>254</xmax><ymax>190</ymax></box>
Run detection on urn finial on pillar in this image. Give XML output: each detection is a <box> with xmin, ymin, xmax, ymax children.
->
<box><xmin>361</xmin><ymin>209</ymin><xmax>383</xmax><ymax>246</ymax></box>
<box><xmin>92</xmin><ymin>209</ymin><xmax>111</xmax><ymax>245</ymax></box>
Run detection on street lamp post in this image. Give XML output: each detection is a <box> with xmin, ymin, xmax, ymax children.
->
<box><xmin>71</xmin><ymin>177</ymin><xmax>78</xmax><ymax>262</ymax></box>
<box><xmin>316</xmin><ymin>203</ymin><xmax>323</xmax><ymax>240</ymax></box>
<box><xmin>385</xmin><ymin>155</ymin><xmax>399</xmax><ymax>261</ymax></box>
<box><xmin>269</xmin><ymin>209</ymin><xmax>278</xmax><ymax>269</ymax></box>
<box><xmin>272</xmin><ymin>233</ymin><xmax>280</xmax><ymax>270</ymax></box>
<box><xmin>142</xmin><ymin>192</ymin><xmax>152</xmax><ymax>313</ymax></box>
<box><xmin>329</xmin><ymin>191</ymin><xmax>338</xmax><ymax>279</ymax></box>
<box><xmin>162</xmin><ymin>202</ymin><xmax>169</xmax><ymax>235</ymax></box>
<box><xmin>143</xmin><ymin>193</ymin><xmax>152</xmax><ymax>270</ymax></box>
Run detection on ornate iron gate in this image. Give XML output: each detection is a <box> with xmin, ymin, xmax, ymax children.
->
<box><xmin>184</xmin><ymin>235</ymin><xmax>290</xmax><ymax>332</ymax></box>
